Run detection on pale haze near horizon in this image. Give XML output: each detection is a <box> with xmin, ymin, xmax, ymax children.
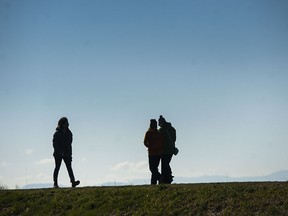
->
<box><xmin>1</xmin><ymin>0</ymin><xmax>288</xmax><ymax>188</ymax></box>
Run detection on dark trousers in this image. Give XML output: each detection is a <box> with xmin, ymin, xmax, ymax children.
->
<box><xmin>53</xmin><ymin>156</ymin><xmax>75</xmax><ymax>183</ymax></box>
<box><xmin>148</xmin><ymin>155</ymin><xmax>162</xmax><ymax>185</ymax></box>
<box><xmin>161</xmin><ymin>154</ymin><xmax>173</xmax><ymax>184</ymax></box>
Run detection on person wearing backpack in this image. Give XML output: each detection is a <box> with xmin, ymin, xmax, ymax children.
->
<box><xmin>144</xmin><ymin>119</ymin><xmax>163</xmax><ymax>185</ymax></box>
<box><xmin>158</xmin><ymin>115</ymin><xmax>178</xmax><ymax>184</ymax></box>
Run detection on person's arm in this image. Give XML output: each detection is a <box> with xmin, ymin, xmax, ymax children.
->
<box><xmin>67</xmin><ymin>130</ymin><xmax>73</xmax><ymax>156</ymax></box>
<box><xmin>53</xmin><ymin>131</ymin><xmax>62</xmax><ymax>155</ymax></box>
<box><xmin>144</xmin><ymin>131</ymin><xmax>150</xmax><ymax>147</ymax></box>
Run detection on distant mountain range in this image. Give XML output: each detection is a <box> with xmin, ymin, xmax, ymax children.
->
<box><xmin>173</xmin><ymin>170</ymin><xmax>288</xmax><ymax>184</ymax></box>
<box><xmin>22</xmin><ymin>183</ymin><xmax>58</xmax><ymax>189</ymax></box>
<box><xmin>22</xmin><ymin>170</ymin><xmax>288</xmax><ymax>189</ymax></box>
<box><xmin>101</xmin><ymin>170</ymin><xmax>288</xmax><ymax>186</ymax></box>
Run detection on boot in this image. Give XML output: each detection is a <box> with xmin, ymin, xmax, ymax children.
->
<box><xmin>72</xmin><ymin>180</ymin><xmax>80</xmax><ymax>188</ymax></box>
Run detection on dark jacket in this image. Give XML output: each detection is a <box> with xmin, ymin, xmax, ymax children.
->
<box><xmin>144</xmin><ymin>128</ymin><xmax>163</xmax><ymax>156</ymax></box>
<box><xmin>159</xmin><ymin>122</ymin><xmax>176</xmax><ymax>155</ymax></box>
<box><xmin>53</xmin><ymin>128</ymin><xmax>73</xmax><ymax>158</ymax></box>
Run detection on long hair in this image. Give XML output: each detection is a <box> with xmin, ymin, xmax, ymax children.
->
<box><xmin>57</xmin><ymin>117</ymin><xmax>69</xmax><ymax>129</ymax></box>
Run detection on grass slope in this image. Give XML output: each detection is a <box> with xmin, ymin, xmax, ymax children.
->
<box><xmin>1</xmin><ymin>182</ymin><xmax>288</xmax><ymax>215</ymax></box>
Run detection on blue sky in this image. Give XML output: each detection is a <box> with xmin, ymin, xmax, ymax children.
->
<box><xmin>1</xmin><ymin>0</ymin><xmax>288</xmax><ymax>188</ymax></box>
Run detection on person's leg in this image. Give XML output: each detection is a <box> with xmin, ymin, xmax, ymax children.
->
<box><xmin>63</xmin><ymin>156</ymin><xmax>80</xmax><ymax>187</ymax></box>
<box><xmin>161</xmin><ymin>154</ymin><xmax>173</xmax><ymax>184</ymax></box>
<box><xmin>149</xmin><ymin>155</ymin><xmax>161</xmax><ymax>185</ymax></box>
<box><xmin>155</xmin><ymin>155</ymin><xmax>162</xmax><ymax>182</ymax></box>
<box><xmin>53</xmin><ymin>156</ymin><xmax>62</xmax><ymax>187</ymax></box>
<box><xmin>149</xmin><ymin>156</ymin><xmax>156</xmax><ymax>185</ymax></box>
<box><xmin>166</xmin><ymin>154</ymin><xmax>173</xmax><ymax>182</ymax></box>
<box><xmin>63</xmin><ymin>156</ymin><xmax>75</xmax><ymax>182</ymax></box>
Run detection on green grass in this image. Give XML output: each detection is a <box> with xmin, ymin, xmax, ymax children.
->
<box><xmin>1</xmin><ymin>182</ymin><xmax>288</xmax><ymax>215</ymax></box>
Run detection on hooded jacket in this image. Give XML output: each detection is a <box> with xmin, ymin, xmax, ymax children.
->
<box><xmin>53</xmin><ymin>127</ymin><xmax>73</xmax><ymax>158</ymax></box>
<box><xmin>144</xmin><ymin>128</ymin><xmax>163</xmax><ymax>156</ymax></box>
<box><xmin>159</xmin><ymin>122</ymin><xmax>176</xmax><ymax>155</ymax></box>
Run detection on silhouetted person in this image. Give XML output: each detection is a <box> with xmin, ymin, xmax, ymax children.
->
<box><xmin>158</xmin><ymin>115</ymin><xmax>178</xmax><ymax>184</ymax></box>
<box><xmin>144</xmin><ymin>119</ymin><xmax>163</xmax><ymax>185</ymax></box>
<box><xmin>53</xmin><ymin>117</ymin><xmax>80</xmax><ymax>188</ymax></box>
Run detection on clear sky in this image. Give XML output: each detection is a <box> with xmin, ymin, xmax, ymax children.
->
<box><xmin>1</xmin><ymin>0</ymin><xmax>288</xmax><ymax>188</ymax></box>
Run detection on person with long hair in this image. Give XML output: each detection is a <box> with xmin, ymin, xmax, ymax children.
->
<box><xmin>53</xmin><ymin>117</ymin><xmax>80</xmax><ymax>188</ymax></box>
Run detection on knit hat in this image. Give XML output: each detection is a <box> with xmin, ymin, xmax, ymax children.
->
<box><xmin>158</xmin><ymin>115</ymin><xmax>166</xmax><ymax>126</ymax></box>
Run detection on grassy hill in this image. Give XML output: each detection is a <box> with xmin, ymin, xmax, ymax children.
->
<box><xmin>1</xmin><ymin>182</ymin><xmax>288</xmax><ymax>215</ymax></box>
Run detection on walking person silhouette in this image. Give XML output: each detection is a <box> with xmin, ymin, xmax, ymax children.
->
<box><xmin>52</xmin><ymin>117</ymin><xmax>80</xmax><ymax>188</ymax></box>
<box><xmin>144</xmin><ymin>119</ymin><xmax>163</xmax><ymax>185</ymax></box>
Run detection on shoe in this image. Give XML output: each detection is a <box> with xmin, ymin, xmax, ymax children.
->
<box><xmin>53</xmin><ymin>183</ymin><xmax>59</xmax><ymax>188</ymax></box>
<box><xmin>169</xmin><ymin>175</ymin><xmax>174</xmax><ymax>184</ymax></box>
<box><xmin>161</xmin><ymin>176</ymin><xmax>174</xmax><ymax>184</ymax></box>
<box><xmin>72</xmin><ymin>180</ymin><xmax>80</xmax><ymax>188</ymax></box>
